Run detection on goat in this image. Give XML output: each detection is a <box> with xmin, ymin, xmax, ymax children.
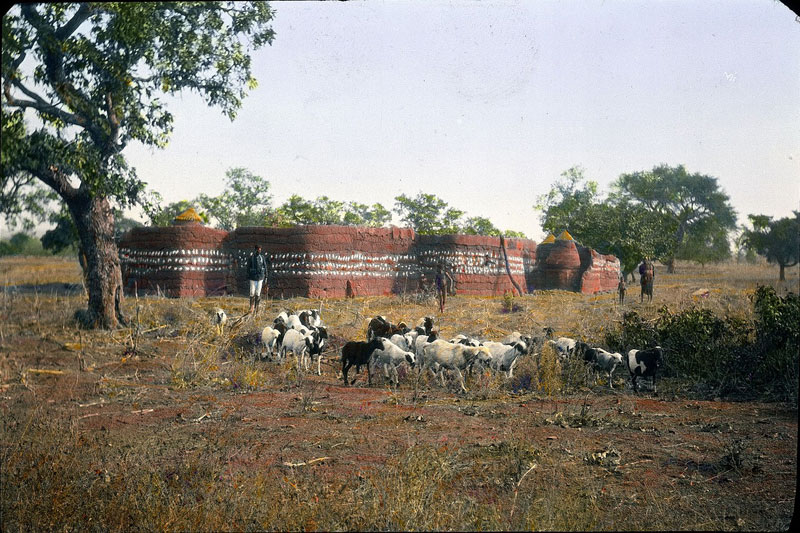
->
<box><xmin>286</xmin><ymin>314</ymin><xmax>303</xmax><ymax>330</ymax></box>
<box><xmin>584</xmin><ymin>347</ymin><xmax>624</xmax><ymax>388</ymax></box>
<box><xmin>274</xmin><ymin>310</ymin><xmax>291</xmax><ymax>326</ymax></box>
<box><xmin>212</xmin><ymin>308</ymin><xmax>227</xmax><ymax>336</ymax></box>
<box><xmin>412</xmin><ymin>330</ymin><xmax>438</xmax><ymax>358</ymax></box>
<box><xmin>626</xmin><ymin>346</ymin><xmax>664</xmax><ymax>392</ymax></box>
<box><xmin>482</xmin><ymin>340</ymin><xmax>528</xmax><ymax>378</ymax></box>
<box><xmin>501</xmin><ymin>332</ymin><xmax>535</xmax><ymax>355</ymax></box>
<box><xmin>366</xmin><ymin>315</ymin><xmax>406</xmax><ymax>341</ymax></box>
<box><xmin>548</xmin><ymin>337</ymin><xmax>590</xmax><ymax>359</ymax></box>
<box><xmin>414</xmin><ymin>316</ymin><xmax>435</xmax><ymax>336</ymax></box>
<box><xmin>389</xmin><ymin>333</ymin><xmax>415</xmax><ymax>352</ymax></box>
<box><xmin>297</xmin><ymin>309</ymin><xmax>322</xmax><ymax>328</ymax></box>
<box><xmin>370</xmin><ymin>338</ymin><xmax>416</xmax><ymax>388</ymax></box>
<box><xmin>422</xmin><ymin>340</ymin><xmax>492</xmax><ymax>392</ymax></box>
<box><xmin>341</xmin><ymin>338</ymin><xmax>384</xmax><ymax>386</ymax></box>
<box><xmin>259</xmin><ymin>326</ymin><xmax>281</xmax><ymax>360</ymax></box>
<box><xmin>280</xmin><ymin>327</ymin><xmax>328</xmax><ymax>375</ymax></box>
<box><xmin>449</xmin><ymin>334</ymin><xmax>482</xmax><ymax>347</ymax></box>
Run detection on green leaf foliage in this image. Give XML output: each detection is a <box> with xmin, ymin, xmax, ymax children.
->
<box><xmin>742</xmin><ymin>211</ymin><xmax>800</xmax><ymax>279</ymax></box>
<box><xmin>612</xmin><ymin>164</ymin><xmax>737</xmax><ymax>268</ymax></box>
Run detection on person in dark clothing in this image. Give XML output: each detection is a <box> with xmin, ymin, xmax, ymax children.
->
<box><xmin>247</xmin><ymin>244</ymin><xmax>268</xmax><ymax>314</ymax></box>
<box><xmin>618</xmin><ymin>275</ymin><xmax>626</xmax><ymax>305</ymax></box>
<box><xmin>434</xmin><ymin>264</ymin><xmax>455</xmax><ymax>313</ymax></box>
<box><xmin>639</xmin><ymin>257</ymin><xmax>654</xmax><ymax>303</ymax></box>
<box><xmin>435</xmin><ymin>265</ymin><xmax>446</xmax><ymax>313</ymax></box>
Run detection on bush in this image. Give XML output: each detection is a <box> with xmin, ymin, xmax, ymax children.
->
<box><xmin>603</xmin><ymin>286</ymin><xmax>799</xmax><ymax>401</ymax></box>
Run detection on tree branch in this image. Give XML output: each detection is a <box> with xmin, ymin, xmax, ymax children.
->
<box><xmin>5</xmin><ymin>78</ymin><xmax>88</xmax><ymax>128</ymax></box>
<box><xmin>55</xmin><ymin>3</ymin><xmax>93</xmax><ymax>41</ymax></box>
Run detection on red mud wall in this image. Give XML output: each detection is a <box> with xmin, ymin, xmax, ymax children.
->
<box><xmin>417</xmin><ymin>234</ymin><xmax>535</xmax><ymax>296</ymax></box>
<box><xmin>225</xmin><ymin>226</ymin><xmax>416</xmax><ymax>298</ymax></box>
<box><xmin>119</xmin><ymin>224</ymin><xmax>619</xmax><ymax>298</ymax></box>
<box><xmin>118</xmin><ymin>223</ymin><xmax>231</xmax><ymax>297</ymax></box>
<box><xmin>530</xmin><ymin>240</ymin><xmax>621</xmax><ymax>294</ymax></box>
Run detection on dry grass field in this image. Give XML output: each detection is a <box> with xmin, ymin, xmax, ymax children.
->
<box><xmin>1</xmin><ymin>256</ymin><xmax>797</xmax><ymax>531</ymax></box>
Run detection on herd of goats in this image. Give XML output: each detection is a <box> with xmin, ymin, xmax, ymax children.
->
<box><xmin>212</xmin><ymin>307</ymin><xmax>664</xmax><ymax>394</ymax></box>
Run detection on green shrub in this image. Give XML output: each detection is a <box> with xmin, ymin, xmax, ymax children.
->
<box><xmin>603</xmin><ymin>287</ymin><xmax>799</xmax><ymax>401</ymax></box>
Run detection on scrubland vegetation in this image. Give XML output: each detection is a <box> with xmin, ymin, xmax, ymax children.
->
<box><xmin>1</xmin><ymin>257</ymin><xmax>797</xmax><ymax>531</ymax></box>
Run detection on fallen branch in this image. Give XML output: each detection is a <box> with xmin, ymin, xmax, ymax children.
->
<box><xmin>25</xmin><ymin>368</ymin><xmax>65</xmax><ymax>375</ymax></box>
<box><xmin>282</xmin><ymin>456</ymin><xmax>331</xmax><ymax>468</ymax></box>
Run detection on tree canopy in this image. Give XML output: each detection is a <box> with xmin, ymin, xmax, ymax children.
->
<box><xmin>1</xmin><ymin>2</ymin><xmax>276</xmax><ymax>328</ymax></box>
<box><xmin>535</xmin><ymin>167</ymin><xmax>676</xmax><ymax>277</ymax></box>
<box><xmin>612</xmin><ymin>164</ymin><xmax>737</xmax><ymax>271</ymax></box>
<box><xmin>743</xmin><ymin>211</ymin><xmax>800</xmax><ymax>281</ymax></box>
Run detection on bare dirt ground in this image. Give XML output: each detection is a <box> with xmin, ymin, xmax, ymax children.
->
<box><xmin>1</xmin><ymin>257</ymin><xmax>797</xmax><ymax>531</ymax></box>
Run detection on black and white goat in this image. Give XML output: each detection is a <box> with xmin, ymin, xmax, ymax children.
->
<box><xmin>583</xmin><ymin>347</ymin><xmax>624</xmax><ymax>388</ymax></box>
<box><xmin>626</xmin><ymin>346</ymin><xmax>664</xmax><ymax>392</ymax></box>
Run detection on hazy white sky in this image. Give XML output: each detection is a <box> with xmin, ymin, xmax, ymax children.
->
<box><xmin>26</xmin><ymin>1</ymin><xmax>800</xmax><ymax>240</ymax></box>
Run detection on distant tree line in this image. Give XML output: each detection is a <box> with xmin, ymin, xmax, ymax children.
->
<box><xmin>4</xmin><ymin>164</ymin><xmax>796</xmax><ymax>283</ymax></box>
<box><xmin>534</xmin><ymin>164</ymin><xmax>797</xmax><ymax>278</ymax></box>
<box><xmin>146</xmin><ymin>167</ymin><xmax>527</xmax><ymax>237</ymax></box>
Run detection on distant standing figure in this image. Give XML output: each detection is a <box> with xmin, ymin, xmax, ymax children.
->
<box><xmin>435</xmin><ymin>264</ymin><xmax>456</xmax><ymax>312</ymax></box>
<box><xmin>639</xmin><ymin>258</ymin><xmax>654</xmax><ymax>303</ymax></box>
<box><xmin>247</xmin><ymin>244</ymin><xmax>268</xmax><ymax>314</ymax></box>
<box><xmin>618</xmin><ymin>276</ymin><xmax>626</xmax><ymax>305</ymax></box>
<box><xmin>435</xmin><ymin>265</ymin><xmax>446</xmax><ymax>312</ymax></box>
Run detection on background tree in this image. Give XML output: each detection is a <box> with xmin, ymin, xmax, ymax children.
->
<box><xmin>536</xmin><ymin>168</ymin><xmax>676</xmax><ymax>280</ymax></box>
<box><xmin>462</xmin><ymin>216</ymin><xmax>501</xmax><ymax>236</ymax></box>
<box><xmin>1</xmin><ymin>3</ymin><xmax>275</xmax><ymax>327</ymax></box>
<box><xmin>742</xmin><ymin>212</ymin><xmax>800</xmax><ymax>281</ymax></box>
<box><xmin>393</xmin><ymin>192</ymin><xmax>466</xmax><ymax>235</ymax></box>
<box><xmin>195</xmin><ymin>167</ymin><xmax>273</xmax><ymax>230</ymax></box>
<box><xmin>612</xmin><ymin>164</ymin><xmax>737</xmax><ymax>272</ymax></box>
<box><xmin>1</xmin><ymin>110</ymin><xmax>61</xmax><ymax>231</ymax></box>
<box><xmin>534</xmin><ymin>166</ymin><xmax>598</xmax><ymax>235</ymax></box>
<box><xmin>342</xmin><ymin>201</ymin><xmax>392</xmax><ymax>228</ymax></box>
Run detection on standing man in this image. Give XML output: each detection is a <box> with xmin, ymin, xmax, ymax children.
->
<box><xmin>618</xmin><ymin>275</ymin><xmax>627</xmax><ymax>305</ymax></box>
<box><xmin>434</xmin><ymin>264</ymin><xmax>455</xmax><ymax>313</ymax></box>
<box><xmin>247</xmin><ymin>244</ymin><xmax>267</xmax><ymax>314</ymax></box>
<box><xmin>639</xmin><ymin>257</ymin><xmax>654</xmax><ymax>303</ymax></box>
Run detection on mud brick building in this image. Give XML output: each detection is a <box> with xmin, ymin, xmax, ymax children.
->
<box><xmin>118</xmin><ymin>220</ymin><xmax>620</xmax><ymax>298</ymax></box>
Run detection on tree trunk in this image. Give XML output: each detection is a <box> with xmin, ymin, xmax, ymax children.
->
<box><xmin>666</xmin><ymin>255</ymin><xmax>676</xmax><ymax>273</ymax></box>
<box><xmin>68</xmin><ymin>193</ymin><xmax>126</xmax><ymax>329</ymax></box>
<box><xmin>499</xmin><ymin>236</ymin><xmax>525</xmax><ymax>296</ymax></box>
<box><xmin>779</xmin><ymin>263</ymin><xmax>785</xmax><ymax>282</ymax></box>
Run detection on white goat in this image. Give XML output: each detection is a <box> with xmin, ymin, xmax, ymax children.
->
<box><xmin>370</xmin><ymin>338</ymin><xmax>416</xmax><ymax>388</ymax></box>
<box><xmin>481</xmin><ymin>340</ymin><xmax>528</xmax><ymax>378</ymax></box>
<box><xmin>212</xmin><ymin>308</ymin><xmax>227</xmax><ymax>336</ymax></box>
<box><xmin>422</xmin><ymin>340</ymin><xmax>492</xmax><ymax>392</ymax></box>
<box><xmin>259</xmin><ymin>326</ymin><xmax>281</xmax><ymax>360</ymax></box>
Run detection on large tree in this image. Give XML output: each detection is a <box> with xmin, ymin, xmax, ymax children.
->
<box><xmin>393</xmin><ymin>192</ymin><xmax>465</xmax><ymax>235</ymax></box>
<box><xmin>1</xmin><ymin>3</ymin><xmax>275</xmax><ymax>328</ymax></box>
<box><xmin>612</xmin><ymin>164</ymin><xmax>737</xmax><ymax>272</ymax></box>
<box><xmin>195</xmin><ymin>167</ymin><xmax>273</xmax><ymax>230</ymax></box>
<box><xmin>743</xmin><ymin>212</ymin><xmax>800</xmax><ymax>281</ymax></box>
<box><xmin>536</xmin><ymin>168</ymin><xmax>675</xmax><ymax>279</ymax></box>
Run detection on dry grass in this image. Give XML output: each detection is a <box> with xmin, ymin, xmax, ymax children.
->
<box><xmin>0</xmin><ymin>256</ymin><xmax>797</xmax><ymax>531</ymax></box>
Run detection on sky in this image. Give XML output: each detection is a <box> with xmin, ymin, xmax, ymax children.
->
<box><xmin>9</xmin><ymin>0</ymin><xmax>800</xmax><ymax>241</ymax></box>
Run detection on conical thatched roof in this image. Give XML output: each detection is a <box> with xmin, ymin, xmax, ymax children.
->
<box><xmin>173</xmin><ymin>208</ymin><xmax>203</xmax><ymax>224</ymax></box>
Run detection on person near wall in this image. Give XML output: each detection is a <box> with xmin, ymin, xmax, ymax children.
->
<box><xmin>434</xmin><ymin>264</ymin><xmax>455</xmax><ymax>313</ymax></box>
<box><xmin>247</xmin><ymin>244</ymin><xmax>268</xmax><ymax>314</ymax></box>
<box><xmin>618</xmin><ymin>275</ymin><xmax>626</xmax><ymax>305</ymax></box>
